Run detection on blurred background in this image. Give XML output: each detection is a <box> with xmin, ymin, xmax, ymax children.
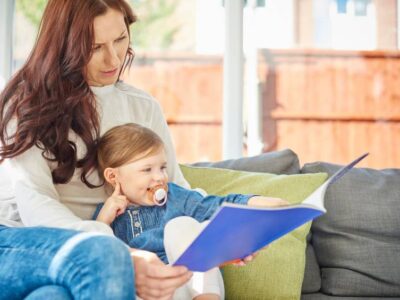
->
<box><xmin>1</xmin><ymin>0</ymin><xmax>399</xmax><ymax>168</ymax></box>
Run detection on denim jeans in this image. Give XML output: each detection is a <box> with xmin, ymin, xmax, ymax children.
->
<box><xmin>0</xmin><ymin>225</ymin><xmax>135</xmax><ymax>300</ymax></box>
<box><xmin>24</xmin><ymin>285</ymin><xmax>72</xmax><ymax>300</ymax></box>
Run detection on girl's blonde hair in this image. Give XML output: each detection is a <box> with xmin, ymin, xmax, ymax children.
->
<box><xmin>97</xmin><ymin>123</ymin><xmax>164</xmax><ymax>185</ymax></box>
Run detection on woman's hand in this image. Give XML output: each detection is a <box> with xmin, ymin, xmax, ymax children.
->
<box><xmin>247</xmin><ymin>196</ymin><xmax>290</xmax><ymax>208</ymax></box>
<box><xmin>96</xmin><ymin>182</ymin><xmax>128</xmax><ymax>225</ymax></box>
<box><xmin>130</xmin><ymin>248</ymin><xmax>192</xmax><ymax>300</ymax></box>
<box><xmin>223</xmin><ymin>252</ymin><xmax>259</xmax><ymax>267</ymax></box>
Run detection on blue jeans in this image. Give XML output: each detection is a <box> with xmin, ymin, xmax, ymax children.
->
<box><xmin>0</xmin><ymin>225</ymin><xmax>135</xmax><ymax>299</ymax></box>
<box><xmin>24</xmin><ymin>285</ymin><xmax>73</xmax><ymax>300</ymax></box>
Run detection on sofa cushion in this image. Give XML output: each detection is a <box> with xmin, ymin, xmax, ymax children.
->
<box><xmin>301</xmin><ymin>294</ymin><xmax>397</xmax><ymax>300</ymax></box>
<box><xmin>302</xmin><ymin>162</ymin><xmax>400</xmax><ymax>297</ymax></box>
<box><xmin>192</xmin><ymin>149</ymin><xmax>323</xmax><ymax>293</ymax></box>
<box><xmin>181</xmin><ymin>164</ymin><xmax>327</xmax><ymax>299</ymax></box>
<box><xmin>192</xmin><ymin>148</ymin><xmax>301</xmax><ymax>175</ymax></box>
<box><xmin>301</xmin><ymin>234</ymin><xmax>322</xmax><ymax>293</ymax></box>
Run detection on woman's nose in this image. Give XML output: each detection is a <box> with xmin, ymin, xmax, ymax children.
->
<box><xmin>104</xmin><ymin>45</ymin><xmax>119</xmax><ymax>67</ymax></box>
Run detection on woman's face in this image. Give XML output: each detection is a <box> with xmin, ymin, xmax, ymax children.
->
<box><xmin>114</xmin><ymin>149</ymin><xmax>169</xmax><ymax>206</ymax></box>
<box><xmin>86</xmin><ymin>9</ymin><xmax>130</xmax><ymax>86</ymax></box>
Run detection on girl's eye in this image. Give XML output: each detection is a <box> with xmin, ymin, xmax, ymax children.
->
<box><xmin>92</xmin><ymin>45</ymin><xmax>101</xmax><ymax>51</ymax></box>
<box><xmin>161</xmin><ymin>166</ymin><xmax>167</xmax><ymax>171</ymax></box>
<box><xmin>142</xmin><ymin>168</ymin><xmax>151</xmax><ymax>172</ymax></box>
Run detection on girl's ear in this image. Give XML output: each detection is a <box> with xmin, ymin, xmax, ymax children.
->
<box><xmin>104</xmin><ymin>168</ymin><xmax>117</xmax><ymax>186</ymax></box>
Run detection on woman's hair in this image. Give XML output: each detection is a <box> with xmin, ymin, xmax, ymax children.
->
<box><xmin>95</xmin><ymin>123</ymin><xmax>165</xmax><ymax>188</ymax></box>
<box><xmin>0</xmin><ymin>0</ymin><xmax>136</xmax><ymax>186</ymax></box>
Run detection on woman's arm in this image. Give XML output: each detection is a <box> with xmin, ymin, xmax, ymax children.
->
<box><xmin>150</xmin><ymin>101</ymin><xmax>190</xmax><ymax>189</ymax></box>
<box><xmin>6</xmin><ymin>145</ymin><xmax>113</xmax><ymax>235</ymax></box>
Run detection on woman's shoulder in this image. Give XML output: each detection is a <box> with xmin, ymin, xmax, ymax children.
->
<box><xmin>115</xmin><ymin>81</ymin><xmax>158</xmax><ymax>105</ymax></box>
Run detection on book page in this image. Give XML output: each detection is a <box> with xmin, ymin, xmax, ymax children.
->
<box><xmin>301</xmin><ymin>153</ymin><xmax>369</xmax><ymax>211</ymax></box>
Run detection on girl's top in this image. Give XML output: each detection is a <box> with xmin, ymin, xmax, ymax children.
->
<box><xmin>93</xmin><ymin>182</ymin><xmax>251</xmax><ymax>263</ymax></box>
<box><xmin>0</xmin><ymin>82</ymin><xmax>189</xmax><ymax>235</ymax></box>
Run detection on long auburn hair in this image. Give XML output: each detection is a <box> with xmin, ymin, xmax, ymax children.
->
<box><xmin>0</xmin><ymin>0</ymin><xmax>136</xmax><ymax>186</ymax></box>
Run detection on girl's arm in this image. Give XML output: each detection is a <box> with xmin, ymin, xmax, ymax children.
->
<box><xmin>175</xmin><ymin>184</ymin><xmax>251</xmax><ymax>221</ymax></box>
<box><xmin>176</xmin><ymin>185</ymin><xmax>289</xmax><ymax>221</ymax></box>
<box><xmin>6</xmin><ymin>145</ymin><xmax>114</xmax><ymax>235</ymax></box>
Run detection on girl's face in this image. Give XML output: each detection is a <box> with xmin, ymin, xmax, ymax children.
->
<box><xmin>114</xmin><ymin>149</ymin><xmax>169</xmax><ymax>206</ymax></box>
<box><xmin>86</xmin><ymin>9</ymin><xmax>130</xmax><ymax>86</ymax></box>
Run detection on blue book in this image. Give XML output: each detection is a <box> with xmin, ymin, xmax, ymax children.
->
<box><xmin>172</xmin><ymin>153</ymin><xmax>368</xmax><ymax>272</ymax></box>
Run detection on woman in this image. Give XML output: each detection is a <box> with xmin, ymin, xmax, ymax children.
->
<box><xmin>0</xmin><ymin>0</ymin><xmax>191</xmax><ymax>299</ymax></box>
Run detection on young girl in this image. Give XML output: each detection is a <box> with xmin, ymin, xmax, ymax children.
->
<box><xmin>92</xmin><ymin>123</ymin><xmax>288</xmax><ymax>300</ymax></box>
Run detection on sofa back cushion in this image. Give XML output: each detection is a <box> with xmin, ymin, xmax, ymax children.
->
<box><xmin>301</xmin><ymin>235</ymin><xmax>322</xmax><ymax>293</ymax></box>
<box><xmin>302</xmin><ymin>162</ymin><xmax>400</xmax><ymax>296</ymax></box>
<box><xmin>181</xmin><ymin>162</ymin><xmax>327</xmax><ymax>299</ymax></box>
<box><xmin>192</xmin><ymin>148</ymin><xmax>301</xmax><ymax>175</ymax></box>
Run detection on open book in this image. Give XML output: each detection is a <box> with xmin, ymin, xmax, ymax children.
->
<box><xmin>172</xmin><ymin>153</ymin><xmax>369</xmax><ymax>272</ymax></box>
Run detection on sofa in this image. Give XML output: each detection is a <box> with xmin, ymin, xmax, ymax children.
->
<box><xmin>189</xmin><ymin>149</ymin><xmax>400</xmax><ymax>299</ymax></box>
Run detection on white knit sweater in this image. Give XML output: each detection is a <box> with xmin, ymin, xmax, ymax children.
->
<box><xmin>0</xmin><ymin>82</ymin><xmax>189</xmax><ymax>235</ymax></box>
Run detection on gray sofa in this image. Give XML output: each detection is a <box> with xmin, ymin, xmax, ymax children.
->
<box><xmin>193</xmin><ymin>149</ymin><xmax>400</xmax><ymax>299</ymax></box>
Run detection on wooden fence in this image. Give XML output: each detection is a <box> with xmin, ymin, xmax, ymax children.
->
<box><xmin>122</xmin><ymin>50</ymin><xmax>400</xmax><ymax>168</ymax></box>
<box><xmin>260</xmin><ymin>49</ymin><xmax>400</xmax><ymax>168</ymax></box>
<box><xmin>122</xmin><ymin>55</ymin><xmax>223</xmax><ymax>163</ymax></box>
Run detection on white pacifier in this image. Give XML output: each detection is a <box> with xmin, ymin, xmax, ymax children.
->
<box><xmin>153</xmin><ymin>188</ymin><xmax>168</xmax><ymax>206</ymax></box>
<box><xmin>148</xmin><ymin>183</ymin><xmax>168</xmax><ymax>206</ymax></box>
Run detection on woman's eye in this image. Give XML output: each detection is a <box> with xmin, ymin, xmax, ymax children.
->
<box><xmin>116</xmin><ymin>36</ymin><xmax>127</xmax><ymax>43</ymax></box>
<box><xmin>92</xmin><ymin>45</ymin><xmax>101</xmax><ymax>51</ymax></box>
<box><xmin>142</xmin><ymin>168</ymin><xmax>151</xmax><ymax>172</ymax></box>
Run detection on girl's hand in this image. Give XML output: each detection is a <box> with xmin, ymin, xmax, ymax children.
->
<box><xmin>96</xmin><ymin>182</ymin><xmax>128</xmax><ymax>225</ymax></box>
<box><xmin>247</xmin><ymin>196</ymin><xmax>290</xmax><ymax>208</ymax></box>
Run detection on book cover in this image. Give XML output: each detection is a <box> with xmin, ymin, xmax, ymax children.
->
<box><xmin>172</xmin><ymin>153</ymin><xmax>369</xmax><ymax>272</ymax></box>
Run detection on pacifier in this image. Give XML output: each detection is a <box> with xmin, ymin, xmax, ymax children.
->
<box><xmin>148</xmin><ymin>183</ymin><xmax>168</xmax><ymax>206</ymax></box>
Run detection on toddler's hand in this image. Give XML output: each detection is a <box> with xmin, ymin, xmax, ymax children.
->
<box><xmin>248</xmin><ymin>196</ymin><xmax>289</xmax><ymax>208</ymax></box>
<box><xmin>96</xmin><ymin>182</ymin><xmax>128</xmax><ymax>225</ymax></box>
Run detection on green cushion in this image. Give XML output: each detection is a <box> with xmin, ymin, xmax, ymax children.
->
<box><xmin>180</xmin><ymin>164</ymin><xmax>327</xmax><ymax>300</ymax></box>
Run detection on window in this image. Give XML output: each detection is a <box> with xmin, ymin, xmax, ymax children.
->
<box><xmin>336</xmin><ymin>0</ymin><xmax>371</xmax><ymax>17</ymax></box>
<box><xmin>221</xmin><ymin>0</ymin><xmax>266</xmax><ymax>8</ymax></box>
<box><xmin>354</xmin><ymin>0</ymin><xmax>370</xmax><ymax>16</ymax></box>
<box><xmin>337</xmin><ymin>0</ymin><xmax>348</xmax><ymax>14</ymax></box>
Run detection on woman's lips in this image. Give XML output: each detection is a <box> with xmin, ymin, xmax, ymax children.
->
<box><xmin>101</xmin><ymin>68</ymin><xmax>118</xmax><ymax>77</ymax></box>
